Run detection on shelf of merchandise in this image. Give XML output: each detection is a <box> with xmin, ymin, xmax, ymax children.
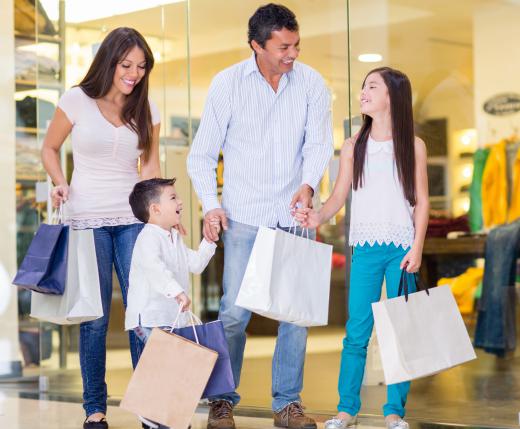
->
<box><xmin>14</xmin><ymin>0</ymin><xmax>68</xmax><ymax>370</ymax></box>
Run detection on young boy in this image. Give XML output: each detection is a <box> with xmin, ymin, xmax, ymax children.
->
<box><xmin>126</xmin><ymin>178</ymin><xmax>217</xmax><ymax>429</ymax></box>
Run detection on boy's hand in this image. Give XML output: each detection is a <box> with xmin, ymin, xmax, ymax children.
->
<box><xmin>175</xmin><ymin>292</ymin><xmax>191</xmax><ymax>312</ymax></box>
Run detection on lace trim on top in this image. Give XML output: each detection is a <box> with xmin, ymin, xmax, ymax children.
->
<box><xmin>349</xmin><ymin>222</ymin><xmax>414</xmax><ymax>249</ymax></box>
<box><xmin>67</xmin><ymin>216</ymin><xmax>141</xmax><ymax>230</ymax></box>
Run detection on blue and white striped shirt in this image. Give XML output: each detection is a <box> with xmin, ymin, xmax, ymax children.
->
<box><xmin>187</xmin><ymin>54</ymin><xmax>333</xmax><ymax>228</ymax></box>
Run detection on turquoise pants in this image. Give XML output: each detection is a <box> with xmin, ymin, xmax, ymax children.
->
<box><xmin>338</xmin><ymin>243</ymin><xmax>415</xmax><ymax>417</ymax></box>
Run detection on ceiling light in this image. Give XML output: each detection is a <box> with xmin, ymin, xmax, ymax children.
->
<box><xmin>358</xmin><ymin>53</ymin><xmax>383</xmax><ymax>63</ymax></box>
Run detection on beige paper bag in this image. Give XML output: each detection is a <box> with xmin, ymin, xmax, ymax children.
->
<box><xmin>120</xmin><ymin>328</ymin><xmax>218</xmax><ymax>429</ymax></box>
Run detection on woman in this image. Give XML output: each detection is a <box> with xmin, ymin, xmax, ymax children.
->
<box><xmin>41</xmin><ymin>27</ymin><xmax>161</xmax><ymax>429</ymax></box>
<box><xmin>295</xmin><ymin>67</ymin><xmax>429</xmax><ymax>429</ymax></box>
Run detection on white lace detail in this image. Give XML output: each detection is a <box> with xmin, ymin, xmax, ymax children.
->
<box><xmin>349</xmin><ymin>221</ymin><xmax>414</xmax><ymax>249</ymax></box>
<box><xmin>67</xmin><ymin>216</ymin><xmax>141</xmax><ymax>230</ymax></box>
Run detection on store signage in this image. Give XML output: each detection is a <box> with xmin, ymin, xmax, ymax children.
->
<box><xmin>483</xmin><ymin>93</ymin><xmax>520</xmax><ymax>116</ymax></box>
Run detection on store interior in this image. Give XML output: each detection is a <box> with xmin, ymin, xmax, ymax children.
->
<box><xmin>7</xmin><ymin>0</ymin><xmax>520</xmax><ymax>426</ymax></box>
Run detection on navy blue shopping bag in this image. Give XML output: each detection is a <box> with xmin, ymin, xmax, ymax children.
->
<box><xmin>173</xmin><ymin>319</ymin><xmax>235</xmax><ymax>398</ymax></box>
<box><xmin>13</xmin><ymin>223</ymin><xmax>69</xmax><ymax>295</ymax></box>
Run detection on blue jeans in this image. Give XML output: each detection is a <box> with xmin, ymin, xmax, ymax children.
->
<box><xmin>474</xmin><ymin>220</ymin><xmax>520</xmax><ymax>356</ymax></box>
<box><xmin>209</xmin><ymin>219</ymin><xmax>314</xmax><ymax>412</ymax></box>
<box><xmin>79</xmin><ymin>223</ymin><xmax>144</xmax><ymax>417</ymax></box>
<box><xmin>338</xmin><ymin>243</ymin><xmax>415</xmax><ymax>418</ymax></box>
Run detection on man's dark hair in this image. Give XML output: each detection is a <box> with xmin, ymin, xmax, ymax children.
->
<box><xmin>129</xmin><ymin>178</ymin><xmax>176</xmax><ymax>223</ymax></box>
<box><xmin>248</xmin><ymin>3</ymin><xmax>299</xmax><ymax>49</ymax></box>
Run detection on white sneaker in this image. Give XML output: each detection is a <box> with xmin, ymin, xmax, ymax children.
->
<box><xmin>385</xmin><ymin>417</ymin><xmax>409</xmax><ymax>429</ymax></box>
<box><xmin>324</xmin><ymin>414</ymin><xmax>358</xmax><ymax>429</ymax></box>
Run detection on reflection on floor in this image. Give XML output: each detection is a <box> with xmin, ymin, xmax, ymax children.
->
<box><xmin>4</xmin><ymin>327</ymin><xmax>520</xmax><ymax>428</ymax></box>
<box><xmin>0</xmin><ymin>395</ymin><xmax>466</xmax><ymax>429</ymax></box>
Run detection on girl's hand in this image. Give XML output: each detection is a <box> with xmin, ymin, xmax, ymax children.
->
<box><xmin>293</xmin><ymin>207</ymin><xmax>322</xmax><ymax>229</ymax></box>
<box><xmin>51</xmin><ymin>184</ymin><xmax>69</xmax><ymax>208</ymax></box>
<box><xmin>400</xmin><ymin>246</ymin><xmax>422</xmax><ymax>273</ymax></box>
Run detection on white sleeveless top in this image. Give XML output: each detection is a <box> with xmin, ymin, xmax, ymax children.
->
<box><xmin>349</xmin><ymin>135</ymin><xmax>415</xmax><ymax>249</ymax></box>
<box><xmin>57</xmin><ymin>87</ymin><xmax>160</xmax><ymax>229</ymax></box>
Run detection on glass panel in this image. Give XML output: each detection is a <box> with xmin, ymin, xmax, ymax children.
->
<box><xmin>348</xmin><ymin>1</ymin><xmax>520</xmax><ymax>425</ymax></box>
<box><xmin>29</xmin><ymin>0</ymin><xmax>192</xmax><ymax>401</ymax></box>
<box><xmin>190</xmin><ymin>0</ymin><xmax>349</xmax><ymax>410</ymax></box>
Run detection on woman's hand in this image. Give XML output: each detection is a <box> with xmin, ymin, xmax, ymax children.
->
<box><xmin>293</xmin><ymin>207</ymin><xmax>322</xmax><ymax>229</ymax></box>
<box><xmin>50</xmin><ymin>184</ymin><xmax>69</xmax><ymax>208</ymax></box>
<box><xmin>400</xmin><ymin>246</ymin><xmax>422</xmax><ymax>273</ymax></box>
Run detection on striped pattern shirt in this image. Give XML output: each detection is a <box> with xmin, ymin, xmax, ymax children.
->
<box><xmin>187</xmin><ymin>54</ymin><xmax>333</xmax><ymax>227</ymax></box>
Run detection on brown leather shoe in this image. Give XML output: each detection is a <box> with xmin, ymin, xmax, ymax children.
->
<box><xmin>207</xmin><ymin>400</ymin><xmax>236</xmax><ymax>429</ymax></box>
<box><xmin>274</xmin><ymin>403</ymin><xmax>317</xmax><ymax>429</ymax></box>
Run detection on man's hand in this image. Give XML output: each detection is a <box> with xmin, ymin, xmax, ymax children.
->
<box><xmin>175</xmin><ymin>292</ymin><xmax>191</xmax><ymax>312</ymax></box>
<box><xmin>203</xmin><ymin>208</ymin><xmax>228</xmax><ymax>242</ymax></box>
<box><xmin>290</xmin><ymin>184</ymin><xmax>314</xmax><ymax>211</ymax></box>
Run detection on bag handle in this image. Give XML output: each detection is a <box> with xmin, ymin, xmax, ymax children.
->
<box><xmin>50</xmin><ymin>203</ymin><xmax>64</xmax><ymax>225</ymax></box>
<box><xmin>397</xmin><ymin>267</ymin><xmax>430</xmax><ymax>302</ymax></box>
<box><xmin>288</xmin><ymin>217</ymin><xmax>310</xmax><ymax>239</ymax></box>
<box><xmin>169</xmin><ymin>310</ymin><xmax>201</xmax><ymax>344</ymax></box>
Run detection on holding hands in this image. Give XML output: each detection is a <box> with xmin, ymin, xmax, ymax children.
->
<box><xmin>293</xmin><ymin>207</ymin><xmax>323</xmax><ymax>229</ymax></box>
<box><xmin>203</xmin><ymin>208</ymin><xmax>228</xmax><ymax>242</ymax></box>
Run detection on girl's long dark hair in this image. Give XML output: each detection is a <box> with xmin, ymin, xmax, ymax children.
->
<box><xmin>353</xmin><ymin>67</ymin><xmax>416</xmax><ymax>206</ymax></box>
<box><xmin>79</xmin><ymin>27</ymin><xmax>155</xmax><ymax>162</ymax></box>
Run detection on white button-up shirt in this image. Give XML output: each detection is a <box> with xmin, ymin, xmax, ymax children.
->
<box><xmin>125</xmin><ymin>224</ymin><xmax>216</xmax><ymax>330</ymax></box>
<box><xmin>187</xmin><ymin>54</ymin><xmax>333</xmax><ymax>228</ymax></box>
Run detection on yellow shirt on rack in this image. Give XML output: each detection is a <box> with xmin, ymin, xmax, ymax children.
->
<box><xmin>482</xmin><ymin>140</ymin><xmax>508</xmax><ymax>228</ymax></box>
<box><xmin>508</xmin><ymin>147</ymin><xmax>520</xmax><ymax>223</ymax></box>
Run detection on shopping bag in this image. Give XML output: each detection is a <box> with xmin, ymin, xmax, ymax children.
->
<box><xmin>30</xmin><ymin>229</ymin><xmax>103</xmax><ymax>324</ymax></box>
<box><xmin>13</xmin><ymin>221</ymin><xmax>69</xmax><ymax>295</ymax></box>
<box><xmin>171</xmin><ymin>312</ymin><xmax>235</xmax><ymax>398</ymax></box>
<box><xmin>120</xmin><ymin>328</ymin><xmax>218</xmax><ymax>429</ymax></box>
<box><xmin>235</xmin><ymin>226</ymin><xmax>332</xmax><ymax>327</ymax></box>
<box><xmin>372</xmin><ymin>272</ymin><xmax>476</xmax><ymax>385</ymax></box>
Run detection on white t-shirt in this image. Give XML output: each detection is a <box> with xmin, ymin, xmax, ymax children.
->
<box><xmin>57</xmin><ymin>86</ymin><xmax>160</xmax><ymax>227</ymax></box>
<box><xmin>349</xmin><ymin>135</ymin><xmax>415</xmax><ymax>249</ymax></box>
<box><xmin>125</xmin><ymin>224</ymin><xmax>217</xmax><ymax>330</ymax></box>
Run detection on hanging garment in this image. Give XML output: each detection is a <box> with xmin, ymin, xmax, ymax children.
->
<box><xmin>468</xmin><ymin>148</ymin><xmax>490</xmax><ymax>232</ymax></box>
<box><xmin>508</xmin><ymin>146</ymin><xmax>520</xmax><ymax>223</ymax></box>
<box><xmin>474</xmin><ymin>220</ymin><xmax>520</xmax><ymax>356</ymax></box>
<box><xmin>482</xmin><ymin>140</ymin><xmax>508</xmax><ymax>228</ymax></box>
<box><xmin>437</xmin><ymin>267</ymin><xmax>484</xmax><ymax>315</ymax></box>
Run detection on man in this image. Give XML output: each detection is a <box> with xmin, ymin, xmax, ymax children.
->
<box><xmin>187</xmin><ymin>4</ymin><xmax>333</xmax><ymax>429</ymax></box>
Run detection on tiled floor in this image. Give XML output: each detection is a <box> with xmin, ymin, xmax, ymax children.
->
<box><xmin>5</xmin><ymin>328</ymin><xmax>520</xmax><ymax>428</ymax></box>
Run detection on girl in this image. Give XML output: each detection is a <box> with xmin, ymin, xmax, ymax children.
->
<box><xmin>294</xmin><ymin>67</ymin><xmax>429</xmax><ymax>429</ymax></box>
<box><xmin>41</xmin><ymin>27</ymin><xmax>161</xmax><ymax>429</ymax></box>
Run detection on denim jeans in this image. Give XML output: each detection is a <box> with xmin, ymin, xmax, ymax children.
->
<box><xmin>474</xmin><ymin>220</ymin><xmax>520</xmax><ymax>356</ymax></box>
<box><xmin>79</xmin><ymin>223</ymin><xmax>144</xmax><ymax>417</ymax></box>
<box><xmin>209</xmin><ymin>219</ymin><xmax>314</xmax><ymax>412</ymax></box>
<box><xmin>338</xmin><ymin>244</ymin><xmax>415</xmax><ymax>418</ymax></box>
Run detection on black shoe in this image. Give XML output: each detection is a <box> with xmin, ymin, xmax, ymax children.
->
<box><xmin>83</xmin><ymin>418</ymin><xmax>108</xmax><ymax>429</ymax></box>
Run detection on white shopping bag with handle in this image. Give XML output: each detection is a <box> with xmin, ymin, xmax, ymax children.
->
<box><xmin>30</xmin><ymin>228</ymin><xmax>103</xmax><ymax>324</ymax></box>
<box><xmin>372</xmin><ymin>272</ymin><xmax>476</xmax><ymax>385</ymax></box>
<box><xmin>235</xmin><ymin>226</ymin><xmax>332</xmax><ymax>327</ymax></box>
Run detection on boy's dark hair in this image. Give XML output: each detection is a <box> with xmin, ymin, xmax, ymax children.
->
<box><xmin>129</xmin><ymin>178</ymin><xmax>176</xmax><ymax>223</ymax></box>
<box><xmin>248</xmin><ymin>3</ymin><xmax>299</xmax><ymax>49</ymax></box>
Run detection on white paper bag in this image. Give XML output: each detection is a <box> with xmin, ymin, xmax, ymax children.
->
<box><xmin>372</xmin><ymin>285</ymin><xmax>476</xmax><ymax>385</ymax></box>
<box><xmin>30</xmin><ymin>229</ymin><xmax>103</xmax><ymax>324</ymax></box>
<box><xmin>235</xmin><ymin>227</ymin><xmax>332</xmax><ymax>327</ymax></box>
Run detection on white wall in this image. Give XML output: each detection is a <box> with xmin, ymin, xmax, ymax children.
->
<box><xmin>474</xmin><ymin>4</ymin><xmax>520</xmax><ymax>145</ymax></box>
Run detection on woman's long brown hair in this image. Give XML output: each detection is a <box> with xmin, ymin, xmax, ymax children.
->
<box><xmin>78</xmin><ymin>27</ymin><xmax>155</xmax><ymax>162</ymax></box>
<box><xmin>353</xmin><ymin>67</ymin><xmax>416</xmax><ymax>206</ymax></box>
